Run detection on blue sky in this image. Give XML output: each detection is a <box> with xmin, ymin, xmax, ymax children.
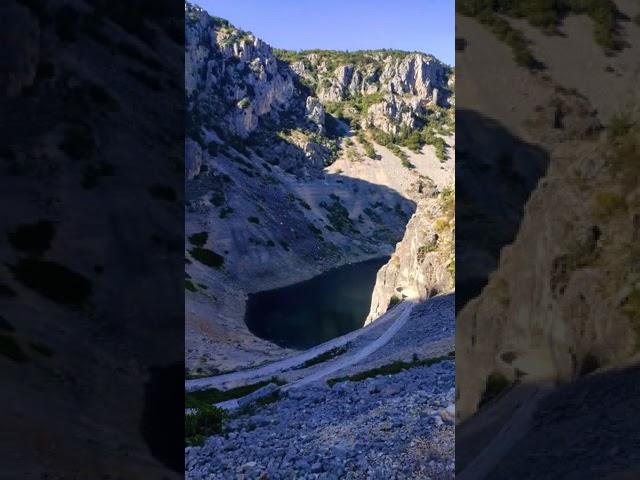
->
<box><xmin>195</xmin><ymin>1</ymin><xmax>455</xmax><ymax>65</ymax></box>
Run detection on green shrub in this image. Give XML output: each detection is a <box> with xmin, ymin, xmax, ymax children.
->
<box><xmin>186</xmin><ymin>378</ymin><xmax>286</xmax><ymax>409</ymax></box>
<box><xmin>593</xmin><ymin>191</ymin><xmax>626</xmax><ymax>218</ymax></box>
<box><xmin>388</xmin><ymin>295</ymin><xmax>401</xmax><ymax>309</ymax></box>
<box><xmin>296</xmin><ymin>345</ymin><xmax>348</xmax><ymax>369</ymax></box>
<box><xmin>185</xmin><ymin>279</ymin><xmax>196</xmax><ymax>292</ymax></box>
<box><xmin>185</xmin><ymin>405</ymin><xmax>226</xmax><ymax>446</ymax></box>
<box><xmin>327</xmin><ymin>352</ymin><xmax>454</xmax><ymax>386</ymax></box>
<box><xmin>190</xmin><ymin>247</ymin><xmax>224</xmax><ymax>268</ymax></box>
<box><xmin>188</xmin><ymin>232</ymin><xmax>208</xmax><ymax>247</ymax></box>
<box><xmin>0</xmin><ymin>335</ymin><xmax>29</xmax><ymax>363</ymax></box>
<box><xmin>248</xmin><ymin>216</ymin><xmax>260</xmax><ymax>224</ymax></box>
<box><xmin>363</xmin><ymin>142</ymin><xmax>377</xmax><ymax>159</ymax></box>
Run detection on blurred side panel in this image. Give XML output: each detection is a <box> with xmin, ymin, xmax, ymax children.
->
<box><xmin>456</xmin><ymin>0</ymin><xmax>640</xmax><ymax>478</ymax></box>
<box><xmin>0</xmin><ymin>1</ymin><xmax>184</xmax><ymax>477</ymax></box>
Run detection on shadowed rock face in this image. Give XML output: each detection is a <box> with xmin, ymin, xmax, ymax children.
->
<box><xmin>368</xmin><ymin>192</ymin><xmax>455</xmax><ymax>323</ymax></box>
<box><xmin>456</xmin><ymin>109</ymin><xmax>549</xmax><ymax>311</ymax></box>
<box><xmin>1</xmin><ymin>0</ymin><xmax>183</xmax><ymax>477</ymax></box>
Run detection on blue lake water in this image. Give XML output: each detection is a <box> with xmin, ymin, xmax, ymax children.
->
<box><xmin>244</xmin><ymin>257</ymin><xmax>388</xmax><ymax>349</ymax></box>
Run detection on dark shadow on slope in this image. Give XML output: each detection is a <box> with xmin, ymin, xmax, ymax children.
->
<box><xmin>458</xmin><ymin>364</ymin><xmax>640</xmax><ymax>479</ymax></box>
<box><xmin>140</xmin><ymin>362</ymin><xmax>184</xmax><ymax>473</ymax></box>
<box><xmin>1</xmin><ymin>1</ymin><xmax>184</xmax><ymax>477</ymax></box>
<box><xmin>456</xmin><ymin>109</ymin><xmax>549</xmax><ymax>311</ymax></box>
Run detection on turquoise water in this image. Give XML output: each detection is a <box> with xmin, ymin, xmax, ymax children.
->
<box><xmin>244</xmin><ymin>257</ymin><xmax>388</xmax><ymax>349</ymax></box>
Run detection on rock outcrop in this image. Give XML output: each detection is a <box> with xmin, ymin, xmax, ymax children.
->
<box><xmin>368</xmin><ymin>190</ymin><xmax>455</xmax><ymax>322</ymax></box>
<box><xmin>457</xmin><ymin>121</ymin><xmax>640</xmax><ymax>422</ymax></box>
<box><xmin>186</xmin><ymin>5</ymin><xmax>301</xmax><ymax>139</ymax></box>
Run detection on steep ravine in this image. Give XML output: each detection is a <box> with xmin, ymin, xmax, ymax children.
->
<box><xmin>184</xmin><ymin>2</ymin><xmax>454</xmax><ymax>375</ymax></box>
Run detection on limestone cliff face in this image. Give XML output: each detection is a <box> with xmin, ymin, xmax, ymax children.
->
<box><xmin>368</xmin><ymin>190</ymin><xmax>455</xmax><ymax>322</ymax></box>
<box><xmin>287</xmin><ymin>50</ymin><xmax>453</xmax><ymax>135</ymax></box>
<box><xmin>457</xmin><ymin>123</ymin><xmax>640</xmax><ymax>422</ymax></box>
<box><xmin>186</xmin><ymin>4</ymin><xmax>300</xmax><ymax>139</ymax></box>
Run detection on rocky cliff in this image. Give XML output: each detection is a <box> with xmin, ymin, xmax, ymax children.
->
<box><xmin>457</xmin><ymin>115</ymin><xmax>640</xmax><ymax>422</ymax></box>
<box><xmin>368</xmin><ymin>189</ymin><xmax>455</xmax><ymax>322</ymax></box>
<box><xmin>184</xmin><ymin>2</ymin><xmax>454</xmax><ymax>374</ymax></box>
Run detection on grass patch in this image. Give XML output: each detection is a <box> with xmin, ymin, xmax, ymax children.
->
<box><xmin>294</xmin><ymin>345</ymin><xmax>349</xmax><ymax>370</ymax></box>
<box><xmin>185</xmin><ymin>279</ymin><xmax>197</xmax><ymax>292</ymax></box>
<box><xmin>185</xmin><ymin>377</ymin><xmax>286</xmax><ymax>409</ymax></box>
<box><xmin>327</xmin><ymin>352</ymin><xmax>454</xmax><ymax>386</ymax></box>
<box><xmin>255</xmin><ymin>390</ymin><xmax>280</xmax><ymax>407</ymax></box>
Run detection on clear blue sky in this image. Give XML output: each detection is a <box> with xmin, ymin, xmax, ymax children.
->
<box><xmin>195</xmin><ymin>1</ymin><xmax>455</xmax><ymax>65</ymax></box>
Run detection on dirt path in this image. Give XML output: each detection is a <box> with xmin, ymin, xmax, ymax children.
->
<box><xmin>185</xmin><ymin>302</ymin><xmax>413</xmax><ymax>393</ymax></box>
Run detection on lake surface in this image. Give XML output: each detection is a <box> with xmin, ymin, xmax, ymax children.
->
<box><xmin>245</xmin><ymin>257</ymin><xmax>389</xmax><ymax>349</ymax></box>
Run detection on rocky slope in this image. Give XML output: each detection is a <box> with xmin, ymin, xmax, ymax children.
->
<box><xmin>186</xmin><ymin>296</ymin><xmax>455</xmax><ymax>480</ymax></box>
<box><xmin>184</xmin><ymin>3</ymin><xmax>454</xmax><ymax>374</ymax></box>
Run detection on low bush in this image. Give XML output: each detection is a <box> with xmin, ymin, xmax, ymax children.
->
<box><xmin>185</xmin><ymin>405</ymin><xmax>225</xmax><ymax>446</ymax></box>
<box><xmin>190</xmin><ymin>247</ymin><xmax>224</xmax><ymax>268</ymax></box>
